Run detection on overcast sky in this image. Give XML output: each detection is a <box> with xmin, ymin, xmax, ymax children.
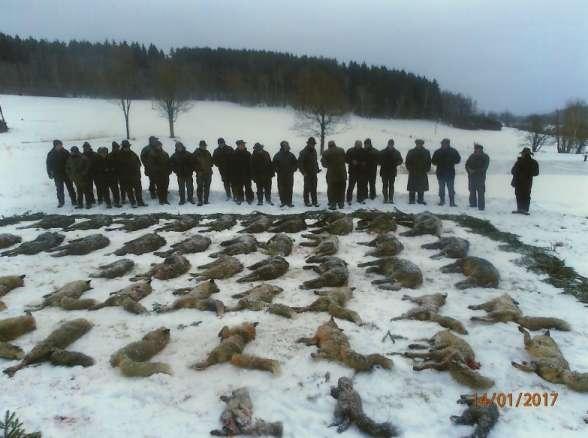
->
<box><xmin>1</xmin><ymin>0</ymin><xmax>587</xmax><ymax>114</ymax></box>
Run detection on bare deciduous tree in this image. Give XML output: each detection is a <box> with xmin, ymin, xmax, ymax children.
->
<box><xmin>109</xmin><ymin>48</ymin><xmax>138</xmax><ymax>139</ymax></box>
<box><xmin>555</xmin><ymin>100</ymin><xmax>588</xmax><ymax>154</ymax></box>
<box><xmin>153</xmin><ymin>61</ymin><xmax>193</xmax><ymax>138</ymax></box>
<box><xmin>523</xmin><ymin>115</ymin><xmax>551</xmax><ymax>152</ymax></box>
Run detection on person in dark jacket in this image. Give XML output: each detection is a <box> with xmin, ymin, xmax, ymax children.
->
<box><xmin>298</xmin><ymin>137</ymin><xmax>321</xmax><ymax>207</ymax></box>
<box><xmin>141</xmin><ymin>136</ymin><xmax>159</xmax><ymax>199</ymax></box>
<box><xmin>379</xmin><ymin>139</ymin><xmax>403</xmax><ymax>204</ymax></box>
<box><xmin>118</xmin><ymin>140</ymin><xmax>145</xmax><ymax>207</ymax></box>
<box><xmin>213</xmin><ymin>137</ymin><xmax>234</xmax><ymax>200</ymax></box>
<box><xmin>149</xmin><ymin>141</ymin><xmax>172</xmax><ymax>205</ymax></box>
<box><xmin>65</xmin><ymin>146</ymin><xmax>92</xmax><ymax>209</ymax></box>
<box><xmin>46</xmin><ymin>139</ymin><xmax>77</xmax><ymax>207</ymax></box>
<box><xmin>345</xmin><ymin>140</ymin><xmax>369</xmax><ymax>204</ymax></box>
<box><xmin>432</xmin><ymin>138</ymin><xmax>461</xmax><ymax>206</ymax></box>
<box><xmin>465</xmin><ymin>143</ymin><xmax>490</xmax><ymax>211</ymax></box>
<box><xmin>405</xmin><ymin>139</ymin><xmax>432</xmax><ymax>205</ymax></box>
<box><xmin>321</xmin><ymin>140</ymin><xmax>347</xmax><ymax>210</ymax></box>
<box><xmin>111</xmin><ymin>141</ymin><xmax>126</xmax><ymax>204</ymax></box>
<box><xmin>169</xmin><ymin>141</ymin><xmax>195</xmax><ymax>205</ymax></box>
<box><xmin>364</xmin><ymin>138</ymin><xmax>379</xmax><ymax>200</ymax></box>
<box><xmin>93</xmin><ymin>147</ymin><xmax>121</xmax><ymax>208</ymax></box>
<box><xmin>251</xmin><ymin>142</ymin><xmax>274</xmax><ymax>205</ymax></box>
<box><xmin>272</xmin><ymin>141</ymin><xmax>298</xmax><ymax>207</ymax></box>
<box><xmin>82</xmin><ymin>142</ymin><xmax>98</xmax><ymax>204</ymax></box>
<box><xmin>194</xmin><ymin>140</ymin><xmax>214</xmax><ymax>206</ymax></box>
<box><xmin>230</xmin><ymin>140</ymin><xmax>254</xmax><ymax>205</ymax></box>
<box><xmin>511</xmin><ymin>147</ymin><xmax>539</xmax><ymax>215</ymax></box>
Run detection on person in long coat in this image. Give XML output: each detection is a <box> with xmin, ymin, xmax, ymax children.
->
<box><xmin>194</xmin><ymin>140</ymin><xmax>214</xmax><ymax>205</ymax></box>
<box><xmin>272</xmin><ymin>141</ymin><xmax>298</xmax><ymax>207</ymax></box>
<box><xmin>149</xmin><ymin>141</ymin><xmax>172</xmax><ymax>205</ymax></box>
<box><xmin>230</xmin><ymin>140</ymin><xmax>254</xmax><ymax>205</ymax></box>
<box><xmin>65</xmin><ymin>146</ymin><xmax>92</xmax><ymax>209</ymax></box>
<box><xmin>379</xmin><ymin>139</ymin><xmax>403</xmax><ymax>204</ymax></box>
<box><xmin>46</xmin><ymin>139</ymin><xmax>77</xmax><ymax>207</ymax></box>
<box><xmin>364</xmin><ymin>138</ymin><xmax>380</xmax><ymax>200</ymax></box>
<box><xmin>432</xmin><ymin>138</ymin><xmax>461</xmax><ymax>206</ymax></box>
<box><xmin>93</xmin><ymin>147</ymin><xmax>121</xmax><ymax>208</ymax></box>
<box><xmin>321</xmin><ymin>140</ymin><xmax>347</xmax><ymax>210</ymax></box>
<box><xmin>345</xmin><ymin>140</ymin><xmax>369</xmax><ymax>204</ymax></box>
<box><xmin>405</xmin><ymin>139</ymin><xmax>432</xmax><ymax>204</ymax></box>
<box><xmin>170</xmin><ymin>141</ymin><xmax>195</xmax><ymax>205</ymax></box>
<box><xmin>82</xmin><ymin>142</ymin><xmax>98</xmax><ymax>204</ymax></box>
<box><xmin>213</xmin><ymin>137</ymin><xmax>234</xmax><ymax>200</ymax></box>
<box><xmin>118</xmin><ymin>140</ymin><xmax>145</xmax><ymax>207</ymax></box>
<box><xmin>465</xmin><ymin>143</ymin><xmax>489</xmax><ymax>211</ymax></box>
<box><xmin>298</xmin><ymin>137</ymin><xmax>320</xmax><ymax>207</ymax></box>
<box><xmin>141</xmin><ymin>136</ymin><xmax>159</xmax><ymax>199</ymax></box>
<box><xmin>511</xmin><ymin>147</ymin><xmax>539</xmax><ymax>215</ymax></box>
<box><xmin>251</xmin><ymin>142</ymin><xmax>274</xmax><ymax>205</ymax></box>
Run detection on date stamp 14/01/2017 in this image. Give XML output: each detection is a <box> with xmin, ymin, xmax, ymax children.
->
<box><xmin>474</xmin><ymin>392</ymin><xmax>559</xmax><ymax>408</ymax></box>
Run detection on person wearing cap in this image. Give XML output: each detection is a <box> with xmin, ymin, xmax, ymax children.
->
<box><xmin>345</xmin><ymin>140</ymin><xmax>369</xmax><ymax>205</ymax></box>
<box><xmin>111</xmin><ymin>141</ymin><xmax>126</xmax><ymax>204</ymax></box>
<box><xmin>93</xmin><ymin>146</ymin><xmax>121</xmax><ymax>208</ymax></box>
<box><xmin>149</xmin><ymin>140</ymin><xmax>172</xmax><ymax>205</ymax></box>
<box><xmin>65</xmin><ymin>146</ymin><xmax>92</xmax><ymax>209</ymax></box>
<box><xmin>118</xmin><ymin>140</ymin><xmax>146</xmax><ymax>207</ymax></box>
<box><xmin>432</xmin><ymin>138</ymin><xmax>461</xmax><ymax>206</ymax></box>
<box><xmin>321</xmin><ymin>140</ymin><xmax>347</xmax><ymax>210</ymax></box>
<box><xmin>251</xmin><ymin>143</ymin><xmax>274</xmax><ymax>206</ymax></box>
<box><xmin>511</xmin><ymin>147</ymin><xmax>539</xmax><ymax>215</ymax></box>
<box><xmin>364</xmin><ymin>138</ymin><xmax>380</xmax><ymax>200</ymax></box>
<box><xmin>170</xmin><ymin>141</ymin><xmax>195</xmax><ymax>205</ymax></box>
<box><xmin>272</xmin><ymin>141</ymin><xmax>298</xmax><ymax>207</ymax></box>
<box><xmin>194</xmin><ymin>140</ymin><xmax>213</xmax><ymax>205</ymax></box>
<box><xmin>230</xmin><ymin>140</ymin><xmax>254</xmax><ymax>205</ymax></box>
<box><xmin>46</xmin><ymin>139</ymin><xmax>77</xmax><ymax>207</ymax></box>
<box><xmin>82</xmin><ymin>141</ymin><xmax>98</xmax><ymax>204</ymax></box>
<box><xmin>405</xmin><ymin>139</ymin><xmax>432</xmax><ymax>205</ymax></box>
<box><xmin>213</xmin><ymin>137</ymin><xmax>234</xmax><ymax>200</ymax></box>
<box><xmin>379</xmin><ymin>139</ymin><xmax>403</xmax><ymax>204</ymax></box>
<box><xmin>465</xmin><ymin>143</ymin><xmax>489</xmax><ymax>210</ymax></box>
<box><xmin>298</xmin><ymin>137</ymin><xmax>321</xmax><ymax>207</ymax></box>
<box><xmin>141</xmin><ymin>136</ymin><xmax>159</xmax><ymax>199</ymax></box>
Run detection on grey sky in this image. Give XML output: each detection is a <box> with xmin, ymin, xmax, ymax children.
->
<box><xmin>2</xmin><ymin>0</ymin><xmax>587</xmax><ymax>114</ymax></box>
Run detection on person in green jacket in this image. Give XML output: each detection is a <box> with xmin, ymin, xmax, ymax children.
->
<box><xmin>321</xmin><ymin>140</ymin><xmax>347</xmax><ymax>210</ymax></box>
<box><xmin>194</xmin><ymin>140</ymin><xmax>214</xmax><ymax>205</ymax></box>
<box><xmin>66</xmin><ymin>146</ymin><xmax>92</xmax><ymax>209</ymax></box>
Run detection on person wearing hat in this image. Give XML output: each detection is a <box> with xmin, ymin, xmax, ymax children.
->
<box><xmin>364</xmin><ymin>138</ymin><xmax>380</xmax><ymax>200</ymax></box>
<box><xmin>379</xmin><ymin>139</ymin><xmax>403</xmax><ymax>204</ymax></box>
<box><xmin>111</xmin><ymin>141</ymin><xmax>126</xmax><ymax>204</ymax></box>
<box><xmin>432</xmin><ymin>138</ymin><xmax>461</xmax><ymax>206</ymax></box>
<box><xmin>272</xmin><ymin>141</ymin><xmax>298</xmax><ymax>207</ymax></box>
<box><xmin>46</xmin><ymin>139</ymin><xmax>77</xmax><ymax>207</ymax></box>
<box><xmin>93</xmin><ymin>146</ymin><xmax>121</xmax><ymax>208</ymax></box>
<box><xmin>141</xmin><ymin>136</ymin><xmax>159</xmax><ymax>199</ymax></box>
<box><xmin>65</xmin><ymin>146</ymin><xmax>92</xmax><ymax>209</ymax></box>
<box><xmin>230</xmin><ymin>140</ymin><xmax>254</xmax><ymax>205</ymax></box>
<box><xmin>298</xmin><ymin>136</ymin><xmax>321</xmax><ymax>207</ymax></box>
<box><xmin>194</xmin><ymin>140</ymin><xmax>214</xmax><ymax>205</ymax></box>
<box><xmin>511</xmin><ymin>147</ymin><xmax>539</xmax><ymax>215</ymax></box>
<box><xmin>465</xmin><ymin>143</ymin><xmax>489</xmax><ymax>210</ymax></box>
<box><xmin>213</xmin><ymin>137</ymin><xmax>234</xmax><ymax>200</ymax></box>
<box><xmin>149</xmin><ymin>140</ymin><xmax>172</xmax><ymax>205</ymax></box>
<box><xmin>82</xmin><ymin>141</ymin><xmax>98</xmax><ymax>204</ymax></box>
<box><xmin>250</xmin><ymin>142</ymin><xmax>274</xmax><ymax>206</ymax></box>
<box><xmin>170</xmin><ymin>141</ymin><xmax>195</xmax><ymax>205</ymax></box>
<box><xmin>118</xmin><ymin>140</ymin><xmax>146</xmax><ymax>207</ymax></box>
<box><xmin>345</xmin><ymin>140</ymin><xmax>369</xmax><ymax>205</ymax></box>
<box><xmin>321</xmin><ymin>140</ymin><xmax>347</xmax><ymax>210</ymax></box>
<box><xmin>405</xmin><ymin>139</ymin><xmax>432</xmax><ymax>204</ymax></box>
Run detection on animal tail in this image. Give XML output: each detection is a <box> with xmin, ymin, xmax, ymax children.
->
<box><xmin>517</xmin><ymin>316</ymin><xmax>571</xmax><ymax>331</ymax></box>
<box><xmin>356</xmin><ymin>414</ymin><xmax>399</xmax><ymax>438</ymax></box>
<box><xmin>117</xmin><ymin>355</ymin><xmax>172</xmax><ymax>377</ymax></box>
<box><xmin>230</xmin><ymin>353</ymin><xmax>281</xmax><ymax>375</ymax></box>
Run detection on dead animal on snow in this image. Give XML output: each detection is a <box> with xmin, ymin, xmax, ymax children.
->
<box><xmin>292</xmin><ymin>287</ymin><xmax>362</xmax><ymax>325</ymax></box>
<box><xmin>391</xmin><ymin>293</ymin><xmax>467</xmax><ymax>334</ymax></box>
<box><xmin>191</xmin><ymin>255</ymin><xmax>244</xmax><ymax>282</ymax></box>
<box><xmin>356</xmin><ymin>213</ymin><xmax>397</xmax><ymax>234</ymax></box>
<box><xmin>397</xmin><ymin>211</ymin><xmax>442</xmax><ymax>237</ymax></box>
<box><xmin>113</xmin><ymin>233</ymin><xmax>166</xmax><ymax>256</ymax></box>
<box><xmin>89</xmin><ymin>259</ymin><xmax>135</xmax><ymax>279</ymax></box>
<box><xmin>301</xmin><ymin>256</ymin><xmax>349</xmax><ymax>289</ymax></box>
<box><xmin>259</xmin><ymin>233</ymin><xmax>293</xmax><ymax>256</ymax></box>
<box><xmin>440</xmin><ymin>257</ymin><xmax>500</xmax><ymax>289</ymax></box>
<box><xmin>358</xmin><ymin>234</ymin><xmax>404</xmax><ymax>258</ymax></box>
<box><xmin>28</xmin><ymin>280</ymin><xmax>95</xmax><ymax>311</ymax></box>
<box><xmin>107</xmin><ymin>215</ymin><xmax>159</xmax><ymax>232</ymax></box>
<box><xmin>198</xmin><ymin>214</ymin><xmax>237</xmax><ymax>232</ymax></box>
<box><xmin>47</xmin><ymin>234</ymin><xmax>110</xmax><ymax>256</ymax></box>
<box><xmin>209</xmin><ymin>234</ymin><xmax>259</xmax><ymax>258</ymax></box>
<box><xmin>237</xmin><ymin>256</ymin><xmax>290</xmax><ymax>283</ymax></box>
<box><xmin>421</xmin><ymin>236</ymin><xmax>470</xmax><ymax>259</ymax></box>
<box><xmin>359</xmin><ymin>257</ymin><xmax>423</xmax><ymax>290</ymax></box>
<box><xmin>450</xmin><ymin>394</ymin><xmax>499</xmax><ymax>438</ymax></box>
<box><xmin>2</xmin><ymin>232</ymin><xmax>65</xmax><ymax>256</ymax></box>
<box><xmin>155</xmin><ymin>215</ymin><xmax>199</xmax><ymax>232</ymax></box>
<box><xmin>91</xmin><ymin>281</ymin><xmax>152</xmax><ymax>314</ymax></box>
<box><xmin>110</xmin><ymin>327</ymin><xmax>172</xmax><ymax>377</ymax></box>
<box><xmin>153</xmin><ymin>235</ymin><xmax>211</xmax><ymax>258</ymax></box>
<box><xmin>64</xmin><ymin>215</ymin><xmax>113</xmax><ymax>231</ymax></box>
<box><xmin>269</xmin><ymin>216</ymin><xmax>307</xmax><ymax>233</ymax></box>
<box><xmin>17</xmin><ymin>214</ymin><xmax>75</xmax><ymax>230</ymax></box>
<box><xmin>130</xmin><ymin>254</ymin><xmax>191</xmax><ymax>281</ymax></box>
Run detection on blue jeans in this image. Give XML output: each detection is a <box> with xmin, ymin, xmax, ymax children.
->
<box><xmin>437</xmin><ymin>174</ymin><xmax>455</xmax><ymax>204</ymax></box>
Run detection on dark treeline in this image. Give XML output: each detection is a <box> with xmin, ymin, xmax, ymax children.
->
<box><xmin>0</xmin><ymin>32</ymin><xmax>494</xmax><ymax>127</ymax></box>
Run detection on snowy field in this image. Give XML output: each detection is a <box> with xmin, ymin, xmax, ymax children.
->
<box><xmin>0</xmin><ymin>95</ymin><xmax>588</xmax><ymax>438</ymax></box>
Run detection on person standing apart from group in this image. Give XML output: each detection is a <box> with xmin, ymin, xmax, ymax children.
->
<box><xmin>379</xmin><ymin>139</ymin><xmax>403</xmax><ymax>204</ymax></box>
<box><xmin>169</xmin><ymin>141</ymin><xmax>195</xmax><ymax>205</ymax></box>
<box><xmin>213</xmin><ymin>137</ymin><xmax>233</xmax><ymax>200</ymax></box>
<box><xmin>432</xmin><ymin>138</ymin><xmax>461</xmax><ymax>206</ymax></box>
<box><xmin>511</xmin><ymin>147</ymin><xmax>539</xmax><ymax>215</ymax></box>
<box><xmin>298</xmin><ymin>137</ymin><xmax>321</xmax><ymax>207</ymax></box>
<box><xmin>194</xmin><ymin>140</ymin><xmax>213</xmax><ymax>206</ymax></box>
<box><xmin>465</xmin><ymin>143</ymin><xmax>489</xmax><ymax>211</ymax></box>
<box><xmin>46</xmin><ymin>139</ymin><xmax>77</xmax><ymax>208</ymax></box>
<box><xmin>273</xmin><ymin>141</ymin><xmax>298</xmax><ymax>208</ymax></box>
<box><xmin>251</xmin><ymin>142</ymin><xmax>274</xmax><ymax>206</ymax></box>
<box><xmin>405</xmin><ymin>139</ymin><xmax>431</xmax><ymax>205</ymax></box>
<box><xmin>321</xmin><ymin>140</ymin><xmax>347</xmax><ymax>210</ymax></box>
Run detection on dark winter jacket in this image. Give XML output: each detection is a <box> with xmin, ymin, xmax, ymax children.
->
<box><xmin>83</xmin><ymin>150</ymin><xmax>99</xmax><ymax>178</ymax></box>
<box><xmin>364</xmin><ymin>145</ymin><xmax>380</xmax><ymax>176</ymax></box>
<box><xmin>272</xmin><ymin>149</ymin><xmax>298</xmax><ymax>176</ymax></box>
<box><xmin>379</xmin><ymin>147</ymin><xmax>403</xmax><ymax>177</ymax></box>
<box><xmin>46</xmin><ymin>148</ymin><xmax>71</xmax><ymax>179</ymax></box>
<box><xmin>251</xmin><ymin>149</ymin><xmax>274</xmax><ymax>182</ymax></box>
<box><xmin>230</xmin><ymin>148</ymin><xmax>252</xmax><ymax>184</ymax></box>
<box><xmin>109</xmin><ymin>149</ymin><xmax>123</xmax><ymax>176</ymax></box>
<box><xmin>92</xmin><ymin>154</ymin><xmax>118</xmax><ymax>183</ymax></box>
<box><xmin>465</xmin><ymin>151</ymin><xmax>490</xmax><ymax>186</ymax></box>
<box><xmin>65</xmin><ymin>152</ymin><xmax>90</xmax><ymax>186</ymax></box>
<box><xmin>298</xmin><ymin>145</ymin><xmax>320</xmax><ymax>176</ymax></box>
<box><xmin>432</xmin><ymin>146</ymin><xmax>461</xmax><ymax>177</ymax></box>
<box><xmin>345</xmin><ymin>147</ymin><xmax>368</xmax><ymax>176</ymax></box>
<box><xmin>405</xmin><ymin>146</ymin><xmax>432</xmax><ymax>192</ymax></box>
<box><xmin>149</xmin><ymin>149</ymin><xmax>171</xmax><ymax>178</ymax></box>
<box><xmin>321</xmin><ymin>145</ymin><xmax>347</xmax><ymax>182</ymax></box>
<box><xmin>511</xmin><ymin>156</ymin><xmax>539</xmax><ymax>192</ymax></box>
<box><xmin>194</xmin><ymin>149</ymin><xmax>213</xmax><ymax>176</ymax></box>
<box><xmin>212</xmin><ymin>144</ymin><xmax>234</xmax><ymax>175</ymax></box>
<box><xmin>170</xmin><ymin>149</ymin><xmax>195</xmax><ymax>177</ymax></box>
<box><xmin>118</xmin><ymin>149</ymin><xmax>142</xmax><ymax>181</ymax></box>
<box><xmin>140</xmin><ymin>145</ymin><xmax>154</xmax><ymax>174</ymax></box>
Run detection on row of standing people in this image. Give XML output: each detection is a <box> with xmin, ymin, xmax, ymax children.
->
<box><xmin>46</xmin><ymin>136</ymin><xmax>540</xmax><ymax>213</ymax></box>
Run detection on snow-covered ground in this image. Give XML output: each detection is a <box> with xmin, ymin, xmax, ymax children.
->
<box><xmin>0</xmin><ymin>95</ymin><xmax>587</xmax><ymax>438</ymax></box>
